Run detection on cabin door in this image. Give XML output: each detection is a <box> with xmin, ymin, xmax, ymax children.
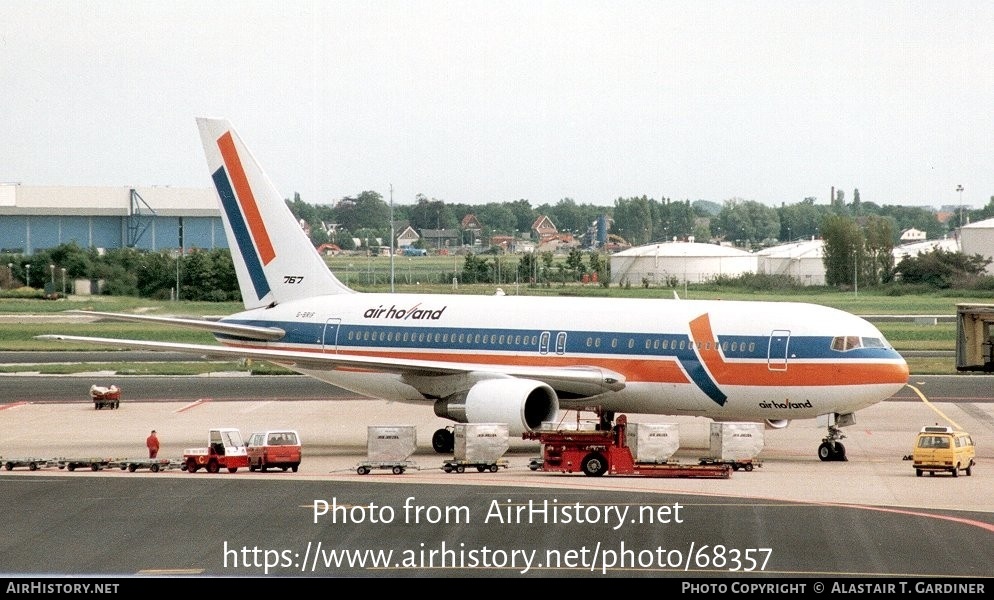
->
<box><xmin>768</xmin><ymin>329</ymin><xmax>790</xmax><ymax>371</ymax></box>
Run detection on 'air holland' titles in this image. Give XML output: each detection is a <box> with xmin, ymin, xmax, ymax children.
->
<box><xmin>363</xmin><ymin>303</ymin><xmax>447</xmax><ymax>321</ymax></box>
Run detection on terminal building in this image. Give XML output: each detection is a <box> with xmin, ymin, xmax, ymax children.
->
<box><xmin>0</xmin><ymin>184</ymin><xmax>226</xmax><ymax>255</ymax></box>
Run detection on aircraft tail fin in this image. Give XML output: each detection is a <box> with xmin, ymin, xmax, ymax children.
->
<box><xmin>196</xmin><ymin>118</ymin><xmax>353</xmax><ymax>309</ymax></box>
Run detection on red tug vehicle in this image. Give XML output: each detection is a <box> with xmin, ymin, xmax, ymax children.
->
<box><xmin>183</xmin><ymin>428</ymin><xmax>250</xmax><ymax>473</ymax></box>
<box><xmin>523</xmin><ymin>415</ymin><xmax>731</xmax><ymax>478</ymax></box>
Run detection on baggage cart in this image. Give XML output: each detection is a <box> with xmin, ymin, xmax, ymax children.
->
<box><xmin>443</xmin><ymin>423</ymin><xmax>509</xmax><ymax>473</ymax></box>
<box><xmin>2</xmin><ymin>457</ymin><xmax>51</xmax><ymax>471</ymax></box>
<box><xmin>356</xmin><ymin>425</ymin><xmax>418</xmax><ymax>475</ymax></box>
<box><xmin>354</xmin><ymin>460</ymin><xmax>419</xmax><ymax>475</ymax></box>
<box><xmin>111</xmin><ymin>458</ymin><xmax>181</xmax><ymax>473</ymax></box>
<box><xmin>54</xmin><ymin>457</ymin><xmax>113</xmax><ymax>472</ymax></box>
<box><xmin>442</xmin><ymin>458</ymin><xmax>509</xmax><ymax>473</ymax></box>
<box><xmin>90</xmin><ymin>385</ymin><xmax>121</xmax><ymax>409</ymax></box>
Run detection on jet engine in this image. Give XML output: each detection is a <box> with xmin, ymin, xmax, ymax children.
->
<box><xmin>765</xmin><ymin>419</ymin><xmax>791</xmax><ymax>429</ymax></box>
<box><xmin>433</xmin><ymin>378</ymin><xmax>559</xmax><ymax>436</ymax></box>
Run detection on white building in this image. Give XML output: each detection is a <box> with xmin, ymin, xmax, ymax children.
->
<box><xmin>960</xmin><ymin>218</ymin><xmax>994</xmax><ymax>274</ymax></box>
<box><xmin>610</xmin><ymin>242</ymin><xmax>755</xmax><ymax>286</ymax></box>
<box><xmin>892</xmin><ymin>237</ymin><xmax>960</xmax><ymax>263</ymax></box>
<box><xmin>755</xmin><ymin>239</ymin><xmax>826</xmax><ymax>286</ymax></box>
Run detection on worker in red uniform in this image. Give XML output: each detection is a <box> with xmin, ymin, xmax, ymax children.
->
<box><xmin>146</xmin><ymin>430</ymin><xmax>160</xmax><ymax>458</ymax></box>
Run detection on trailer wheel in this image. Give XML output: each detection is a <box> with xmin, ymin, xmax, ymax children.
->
<box><xmin>4</xmin><ymin>462</ymin><xmax>13</xmax><ymax>471</ymax></box>
<box><xmin>456</xmin><ymin>465</ymin><xmax>465</xmax><ymax>473</ymax></box>
<box><xmin>67</xmin><ymin>464</ymin><xmax>75</xmax><ymax>472</ymax></box>
<box><xmin>249</xmin><ymin>464</ymin><xmax>257</xmax><ymax>472</ymax></box>
<box><xmin>90</xmin><ymin>463</ymin><xmax>100</xmax><ymax>471</ymax></box>
<box><xmin>392</xmin><ymin>466</ymin><xmax>404</xmax><ymax>475</ymax></box>
<box><xmin>150</xmin><ymin>464</ymin><xmax>160</xmax><ymax>473</ymax></box>
<box><xmin>744</xmin><ymin>463</ymin><xmax>754</xmax><ymax>472</ymax></box>
<box><xmin>128</xmin><ymin>464</ymin><xmax>137</xmax><ymax>472</ymax></box>
<box><xmin>227</xmin><ymin>467</ymin><xmax>238</xmax><ymax>473</ymax></box>
<box><xmin>357</xmin><ymin>466</ymin><xmax>369</xmax><ymax>475</ymax></box>
<box><xmin>489</xmin><ymin>464</ymin><xmax>499</xmax><ymax>473</ymax></box>
<box><xmin>581</xmin><ymin>453</ymin><xmax>608</xmax><ymax>477</ymax></box>
<box><xmin>476</xmin><ymin>466</ymin><xmax>486</xmax><ymax>473</ymax></box>
<box><xmin>443</xmin><ymin>464</ymin><xmax>453</xmax><ymax>473</ymax></box>
<box><xmin>29</xmin><ymin>462</ymin><xmax>38</xmax><ymax>471</ymax></box>
<box><xmin>259</xmin><ymin>465</ymin><xmax>267</xmax><ymax>473</ymax></box>
<box><xmin>206</xmin><ymin>460</ymin><xmax>219</xmax><ymax>474</ymax></box>
<box><xmin>291</xmin><ymin>464</ymin><xmax>299</xmax><ymax>473</ymax></box>
<box><xmin>916</xmin><ymin>468</ymin><xmax>923</xmax><ymax>477</ymax></box>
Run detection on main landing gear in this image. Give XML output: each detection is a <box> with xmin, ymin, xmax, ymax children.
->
<box><xmin>432</xmin><ymin>427</ymin><xmax>454</xmax><ymax>454</ymax></box>
<box><xmin>818</xmin><ymin>424</ymin><xmax>847</xmax><ymax>462</ymax></box>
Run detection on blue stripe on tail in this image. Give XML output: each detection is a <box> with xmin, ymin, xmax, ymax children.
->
<box><xmin>212</xmin><ymin>167</ymin><xmax>271</xmax><ymax>301</ymax></box>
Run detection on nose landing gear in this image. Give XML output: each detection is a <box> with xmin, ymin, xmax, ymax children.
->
<box><xmin>818</xmin><ymin>424</ymin><xmax>847</xmax><ymax>461</ymax></box>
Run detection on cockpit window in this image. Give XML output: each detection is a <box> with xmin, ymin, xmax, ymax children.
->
<box><xmin>831</xmin><ymin>336</ymin><xmax>888</xmax><ymax>351</ymax></box>
<box><xmin>831</xmin><ymin>336</ymin><xmax>863</xmax><ymax>351</ymax></box>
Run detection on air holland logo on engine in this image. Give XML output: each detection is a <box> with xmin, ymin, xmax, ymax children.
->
<box><xmin>363</xmin><ymin>303</ymin><xmax>447</xmax><ymax>320</ymax></box>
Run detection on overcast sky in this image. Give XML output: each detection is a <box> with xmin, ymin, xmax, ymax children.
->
<box><xmin>2</xmin><ymin>1</ymin><xmax>992</xmax><ymax>210</ymax></box>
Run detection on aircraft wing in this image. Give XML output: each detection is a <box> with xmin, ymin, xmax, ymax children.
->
<box><xmin>35</xmin><ymin>334</ymin><xmax>626</xmax><ymax>398</ymax></box>
<box><xmin>64</xmin><ymin>310</ymin><xmax>286</xmax><ymax>341</ymax></box>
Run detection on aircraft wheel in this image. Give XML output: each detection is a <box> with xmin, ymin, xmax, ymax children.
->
<box><xmin>834</xmin><ymin>443</ymin><xmax>847</xmax><ymax>461</ymax></box>
<box><xmin>432</xmin><ymin>429</ymin><xmax>454</xmax><ymax>454</ymax></box>
<box><xmin>581</xmin><ymin>453</ymin><xmax>608</xmax><ymax>477</ymax></box>
<box><xmin>818</xmin><ymin>442</ymin><xmax>833</xmax><ymax>462</ymax></box>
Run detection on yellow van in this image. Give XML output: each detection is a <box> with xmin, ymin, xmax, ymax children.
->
<box><xmin>912</xmin><ymin>426</ymin><xmax>976</xmax><ymax>477</ymax></box>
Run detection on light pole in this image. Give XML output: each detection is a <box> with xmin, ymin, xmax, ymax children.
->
<box><xmin>61</xmin><ymin>267</ymin><xmax>67</xmax><ymax>295</ymax></box>
<box><xmin>49</xmin><ymin>264</ymin><xmax>55</xmax><ymax>287</ymax></box>
<box><xmin>853</xmin><ymin>243</ymin><xmax>858</xmax><ymax>298</ymax></box>
<box><xmin>25</xmin><ymin>264</ymin><xmax>30</xmax><ymax>288</ymax></box>
<box><xmin>956</xmin><ymin>184</ymin><xmax>964</xmax><ymax>226</ymax></box>
<box><xmin>6</xmin><ymin>263</ymin><xmax>11</xmax><ymax>288</ymax></box>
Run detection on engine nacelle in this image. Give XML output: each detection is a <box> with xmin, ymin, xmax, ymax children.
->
<box><xmin>765</xmin><ymin>419</ymin><xmax>791</xmax><ymax>430</ymax></box>
<box><xmin>433</xmin><ymin>378</ymin><xmax>559</xmax><ymax>436</ymax></box>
